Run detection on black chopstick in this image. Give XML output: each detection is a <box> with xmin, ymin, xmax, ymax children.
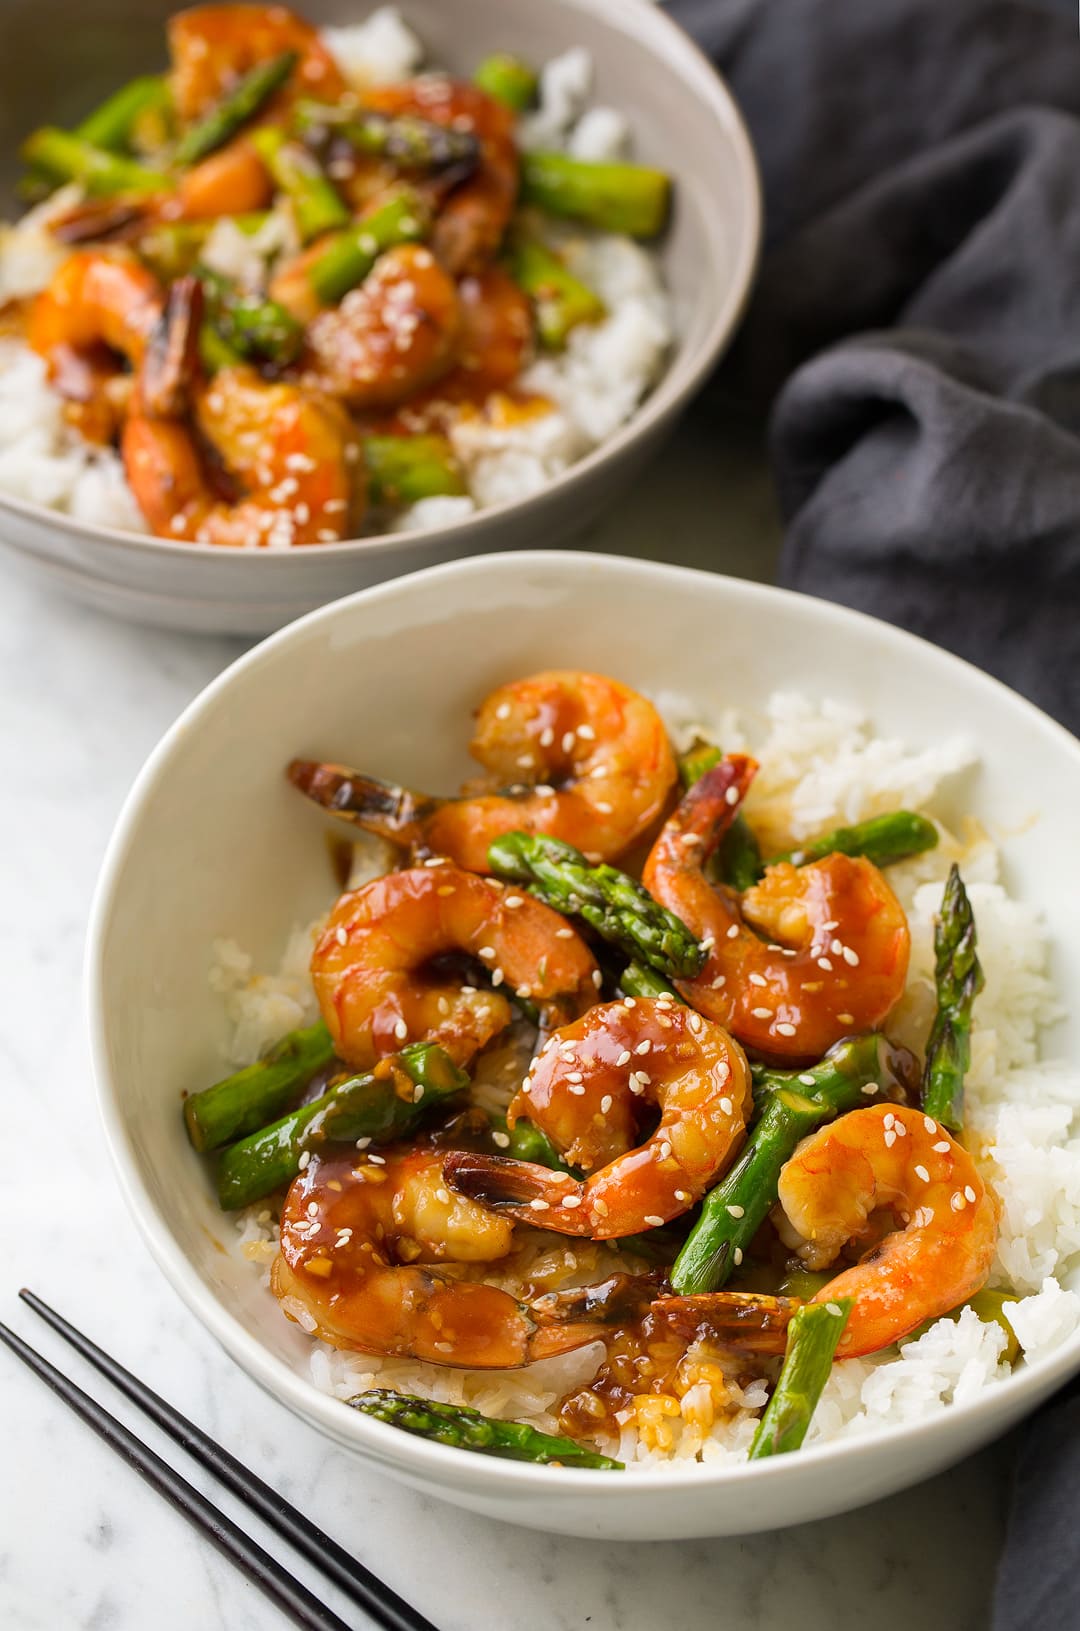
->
<box><xmin>9</xmin><ymin>1292</ymin><xmax>440</xmax><ymax>1631</ymax></box>
<box><xmin>0</xmin><ymin>1315</ymin><xmax>352</xmax><ymax>1631</ymax></box>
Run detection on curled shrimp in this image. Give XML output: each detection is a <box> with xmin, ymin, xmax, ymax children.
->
<box><xmin>297</xmin><ymin>244</ymin><xmax>462</xmax><ymax>408</ymax></box>
<box><xmin>310</xmin><ymin>863</ymin><xmax>599</xmax><ymax>1071</ymax></box>
<box><xmin>27</xmin><ymin>249</ymin><xmax>164</xmax><ymax>439</ymax></box>
<box><xmin>362</xmin><ymin>78</ymin><xmax>518</xmax><ymax>275</ymax></box>
<box><xmin>288</xmin><ymin>670</ymin><xmax>678</xmax><ymax>873</ymax></box>
<box><xmin>273</xmin><ymin>1147</ymin><xmax>605</xmax><ymax>1367</ymax></box>
<box><xmin>649</xmin><ymin>1105</ymin><xmax>999</xmax><ymax>1360</ymax></box>
<box><xmin>444</xmin><ymin>998</ymin><xmax>753</xmax><ymax>1238</ymax></box>
<box><xmin>643</xmin><ymin>756</ymin><xmax>910</xmax><ymax>1059</ymax></box>
<box><xmin>168</xmin><ymin>3</ymin><xmax>345</xmax><ymax>124</ymax></box>
<box><xmin>122</xmin><ymin>278</ymin><xmax>359</xmax><ymax>546</ymax></box>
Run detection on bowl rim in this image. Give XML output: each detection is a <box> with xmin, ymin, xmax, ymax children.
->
<box><xmin>86</xmin><ymin>549</ymin><xmax>1080</xmax><ymax>1498</ymax></box>
<box><xmin>1</xmin><ymin>0</ymin><xmax>762</xmax><ymax>568</ymax></box>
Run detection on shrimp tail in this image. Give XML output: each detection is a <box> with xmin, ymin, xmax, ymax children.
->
<box><xmin>675</xmin><ymin>755</ymin><xmax>759</xmax><ymax>861</ymax></box>
<box><xmin>443</xmin><ymin>1149</ymin><xmax>592</xmax><ymax>1234</ymax></box>
<box><xmin>140</xmin><ymin>274</ymin><xmax>203</xmax><ymax>418</ymax></box>
<box><xmin>287</xmin><ymin>760</ymin><xmax>442</xmax><ymax>846</ymax></box>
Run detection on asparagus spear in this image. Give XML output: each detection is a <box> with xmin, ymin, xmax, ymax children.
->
<box><xmin>677</xmin><ymin>741</ymin><xmax>762</xmax><ymax>891</ymax></box>
<box><xmin>748</xmin><ymin>1299</ymin><xmax>852</xmax><ymax>1459</ymax></box>
<box><xmin>520</xmin><ymin>151</ymin><xmax>671</xmax><ymax>238</ymax></box>
<box><xmin>671</xmin><ymin>1034</ymin><xmax>912</xmax><ymax>1295</ymax></box>
<box><xmin>473</xmin><ymin>53</ymin><xmax>538</xmax><ymax>112</ymax></box>
<box><xmin>364</xmin><ymin>434</ymin><xmax>466</xmax><ymax>506</ymax></box>
<box><xmin>490</xmin><ymin>1113</ymin><xmax>572</xmax><ymax>1172</ymax></box>
<box><xmin>506</xmin><ymin>236</ymin><xmax>605</xmax><ymax>349</ymax></box>
<box><xmin>616</xmin><ymin>960</ymin><xmax>679</xmax><ymax>1002</ymax></box>
<box><xmin>304</xmin><ymin>188</ymin><xmax>430</xmax><ymax>307</ymax></box>
<box><xmin>921</xmin><ymin>864</ymin><xmax>984</xmax><ymax>1134</ymax></box>
<box><xmin>776</xmin><ymin>811</ymin><xmax>939</xmax><ymax>869</ymax></box>
<box><xmin>78</xmin><ymin>75</ymin><xmax>172</xmax><ymax>152</ymax></box>
<box><xmin>349</xmin><ymin>1389</ymin><xmax>622</xmax><ymax>1467</ymax></box>
<box><xmin>295</xmin><ymin>101</ymin><xmax>480</xmax><ymax>175</ymax></box>
<box><xmin>249</xmin><ymin>126</ymin><xmax>348</xmax><ymax>242</ymax></box>
<box><xmin>19</xmin><ymin>128</ymin><xmax>169</xmax><ymax>196</ymax></box>
<box><xmin>487</xmin><ymin>831</ymin><xmax>705</xmax><ymax>982</ymax></box>
<box><xmin>215</xmin><ymin>1044</ymin><xmax>468</xmax><ymax>1210</ymax></box>
<box><xmin>173</xmin><ymin>50</ymin><xmax>299</xmax><ymax>168</ymax></box>
<box><xmin>199</xmin><ymin>267</ymin><xmax>304</xmax><ymax>365</ymax></box>
<box><xmin>184</xmin><ymin>1019</ymin><xmax>335</xmax><ymax>1152</ymax></box>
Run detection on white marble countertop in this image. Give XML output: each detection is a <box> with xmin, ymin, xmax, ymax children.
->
<box><xmin>0</xmin><ymin>409</ymin><xmax>1013</xmax><ymax>1630</ymax></box>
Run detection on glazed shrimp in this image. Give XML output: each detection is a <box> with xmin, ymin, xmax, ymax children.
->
<box><xmin>168</xmin><ymin>3</ymin><xmax>345</xmax><ymax>124</ymax></box>
<box><xmin>444</xmin><ymin>998</ymin><xmax>753</xmax><ymax>1238</ymax></box>
<box><xmin>362</xmin><ymin>78</ymin><xmax>518</xmax><ymax>275</ymax></box>
<box><xmin>27</xmin><ymin>249</ymin><xmax>164</xmax><ymax>439</ymax></box>
<box><xmin>288</xmin><ymin>670</ymin><xmax>678</xmax><ymax>873</ymax></box>
<box><xmin>643</xmin><ymin>757</ymin><xmax>910</xmax><ymax>1059</ymax></box>
<box><xmin>273</xmin><ymin>1148</ymin><xmax>606</xmax><ymax>1367</ymax></box>
<box><xmin>310</xmin><ymin>864</ymin><xmax>599</xmax><ymax>1071</ymax></box>
<box><xmin>297</xmin><ymin>244</ymin><xmax>462</xmax><ymax>408</ymax></box>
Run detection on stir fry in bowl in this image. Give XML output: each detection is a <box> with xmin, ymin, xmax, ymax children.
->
<box><xmin>185</xmin><ymin>669</ymin><xmax>1074</xmax><ymax>1470</ymax></box>
<box><xmin>0</xmin><ymin>5</ymin><xmax>675</xmax><ymax>546</ymax></box>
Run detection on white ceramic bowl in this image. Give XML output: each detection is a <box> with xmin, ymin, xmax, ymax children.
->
<box><xmin>0</xmin><ymin>0</ymin><xmax>760</xmax><ymax>635</ymax></box>
<box><xmin>87</xmin><ymin>551</ymin><xmax>1080</xmax><ymax>1539</ymax></box>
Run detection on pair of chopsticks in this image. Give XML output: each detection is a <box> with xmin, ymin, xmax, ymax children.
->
<box><xmin>0</xmin><ymin>1291</ymin><xmax>439</xmax><ymax>1631</ymax></box>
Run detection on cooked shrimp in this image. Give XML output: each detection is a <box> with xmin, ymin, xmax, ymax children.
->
<box><xmin>297</xmin><ymin>244</ymin><xmax>462</xmax><ymax>408</ymax></box>
<box><xmin>288</xmin><ymin>670</ymin><xmax>678</xmax><ymax>872</ymax></box>
<box><xmin>273</xmin><ymin>1147</ymin><xmax>605</xmax><ymax>1367</ymax></box>
<box><xmin>643</xmin><ymin>756</ymin><xmax>910</xmax><ymax>1059</ymax></box>
<box><xmin>168</xmin><ymin>3</ymin><xmax>345</xmax><ymax>124</ymax></box>
<box><xmin>310</xmin><ymin>863</ymin><xmax>599</xmax><ymax>1071</ymax></box>
<box><xmin>363</xmin><ymin>78</ymin><xmax>518</xmax><ymax>274</ymax></box>
<box><xmin>443</xmin><ymin>998</ymin><xmax>752</xmax><ymax>1238</ymax></box>
<box><xmin>28</xmin><ymin>249</ymin><xmax>164</xmax><ymax>438</ymax></box>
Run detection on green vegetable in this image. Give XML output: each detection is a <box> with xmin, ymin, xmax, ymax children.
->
<box><xmin>249</xmin><ymin>126</ymin><xmax>348</xmax><ymax>242</ymax></box>
<box><xmin>775</xmin><ymin>811</ymin><xmax>939</xmax><ymax>870</ymax></box>
<box><xmin>906</xmin><ymin>1287</ymin><xmax>1021</xmax><ymax>1364</ymax></box>
<box><xmin>673</xmin><ymin>1034</ymin><xmax>911</xmax><ymax>1295</ymax></box>
<box><xmin>777</xmin><ymin>1267</ymin><xmax>837</xmax><ymax>1301</ymax></box>
<box><xmin>19</xmin><ymin>128</ymin><xmax>168</xmax><ymax>195</ymax></box>
<box><xmin>199</xmin><ymin>267</ymin><xmax>304</xmax><ymax>365</ymax></box>
<box><xmin>174</xmin><ymin>50</ymin><xmax>299</xmax><ymax>168</ymax></box>
<box><xmin>921</xmin><ymin>864</ymin><xmax>984</xmax><ymax>1133</ymax></box>
<box><xmin>349</xmin><ymin>1390</ymin><xmax>621</xmax><ymax>1468</ymax></box>
<box><xmin>295</xmin><ymin>101</ymin><xmax>479</xmax><ymax>174</ymax></box>
<box><xmin>184</xmin><ymin>1019</ymin><xmax>335</xmax><ymax>1152</ymax></box>
<box><xmin>305</xmin><ymin>188</ymin><xmax>430</xmax><ymax>307</ymax></box>
<box><xmin>520</xmin><ymin>151</ymin><xmax>671</xmax><ymax>238</ymax></box>
<box><xmin>748</xmin><ymin>1299</ymin><xmax>852</xmax><ymax>1458</ymax></box>
<box><xmin>487</xmin><ymin>831</ymin><xmax>705</xmax><ymax>982</ymax></box>
<box><xmin>214</xmin><ymin>1044</ymin><xmax>467</xmax><ymax>1210</ymax></box>
<box><xmin>506</xmin><ymin>236</ymin><xmax>605</xmax><ymax>349</ymax></box>
<box><xmin>473</xmin><ymin>53</ymin><xmax>538</xmax><ymax>112</ymax></box>
<box><xmin>491</xmin><ymin>1114</ymin><xmax>572</xmax><ymax>1173</ymax></box>
<box><xmin>21</xmin><ymin>76</ymin><xmax>172</xmax><ymax>198</ymax></box>
<box><xmin>616</xmin><ymin>960</ymin><xmax>679</xmax><ymax>1002</ymax></box>
<box><xmin>364</xmin><ymin>434</ymin><xmax>466</xmax><ymax>506</ymax></box>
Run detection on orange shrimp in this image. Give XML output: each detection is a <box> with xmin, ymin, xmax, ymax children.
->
<box><xmin>651</xmin><ymin>1105</ymin><xmax>999</xmax><ymax>1360</ymax></box>
<box><xmin>444</xmin><ymin>998</ymin><xmax>752</xmax><ymax>1238</ymax></box>
<box><xmin>643</xmin><ymin>757</ymin><xmax>910</xmax><ymax>1060</ymax></box>
<box><xmin>27</xmin><ymin>249</ymin><xmax>164</xmax><ymax>439</ymax></box>
<box><xmin>273</xmin><ymin>1147</ymin><xmax>605</xmax><ymax>1367</ymax></box>
<box><xmin>168</xmin><ymin>3</ymin><xmax>345</xmax><ymax>124</ymax></box>
<box><xmin>296</xmin><ymin>244</ymin><xmax>462</xmax><ymax>409</ymax></box>
<box><xmin>362</xmin><ymin>77</ymin><xmax>518</xmax><ymax>275</ymax></box>
<box><xmin>310</xmin><ymin>863</ymin><xmax>599</xmax><ymax>1072</ymax></box>
<box><xmin>288</xmin><ymin>671</ymin><xmax>678</xmax><ymax>873</ymax></box>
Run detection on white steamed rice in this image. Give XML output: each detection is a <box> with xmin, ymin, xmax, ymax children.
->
<box><xmin>0</xmin><ymin>10</ymin><xmax>672</xmax><ymax>542</ymax></box>
<box><xmin>213</xmin><ymin>691</ymin><xmax>1080</xmax><ymax>1468</ymax></box>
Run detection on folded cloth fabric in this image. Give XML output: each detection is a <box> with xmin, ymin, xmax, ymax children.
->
<box><xmin>667</xmin><ymin>0</ymin><xmax>1080</xmax><ymax>731</ymax></box>
<box><xmin>992</xmin><ymin>1376</ymin><xmax>1080</xmax><ymax>1631</ymax></box>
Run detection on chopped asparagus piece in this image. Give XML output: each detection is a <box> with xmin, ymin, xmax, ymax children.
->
<box><xmin>922</xmin><ymin>864</ymin><xmax>984</xmax><ymax>1133</ymax></box>
<box><xmin>305</xmin><ymin>188</ymin><xmax>430</xmax><ymax>307</ymax></box>
<box><xmin>174</xmin><ymin>50</ymin><xmax>299</xmax><ymax>168</ymax></box>
<box><xmin>521</xmin><ymin>151</ymin><xmax>670</xmax><ymax>238</ymax></box>
<box><xmin>487</xmin><ymin>831</ymin><xmax>705</xmax><ymax>981</ymax></box>
<box><xmin>473</xmin><ymin>53</ymin><xmax>538</xmax><ymax>112</ymax></box>
<box><xmin>616</xmin><ymin>961</ymin><xmax>679</xmax><ymax>1002</ymax></box>
<box><xmin>200</xmin><ymin>267</ymin><xmax>304</xmax><ymax>365</ymax></box>
<box><xmin>19</xmin><ymin>128</ymin><xmax>169</xmax><ymax>195</ymax></box>
<box><xmin>295</xmin><ymin>100</ymin><xmax>480</xmax><ymax>174</ymax></box>
<box><xmin>79</xmin><ymin>75</ymin><xmax>172</xmax><ymax>152</ymax></box>
<box><xmin>184</xmin><ymin>1019</ymin><xmax>335</xmax><ymax>1152</ymax></box>
<box><xmin>507</xmin><ymin>236</ymin><xmax>605</xmax><ymax>348</ymax></box>
<box><xmin>490</xmin><ymin>1114</ymin><xmax>572</xmax><ymax>1172</ymax></box>
<box><xmin>775</xmin><ymin>811</ymin><xmax>939</xmax><ymax>869</ymax></box>
<box><xmin>349</xmin><ymin>1389</ymin><xmax>622</xmax><ymax>1468</ymax></box>
<box><xmin>215</xmin><ymin>1044</ymin><xmax>467</xmax><ymax>1210</ymax></box>
<box><xmin>249</xmin><ymin>126</ymin><xmax>348</xmax><ymax>242</ymax></box>
<box><xmin>748</xmin><ymin>1299</ymin><xmax>852</xmax><ymax>1458</ymax></box>
<box><xmin>364</xmin><ymin>434</ymin><xmax>466</xmax><ymax>506</ymax></box>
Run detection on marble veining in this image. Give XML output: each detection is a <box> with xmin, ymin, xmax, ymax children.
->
<box><xmin>1</xmin><ymin>421</ymin><xmax>1012</xmax><ymax>1630</ymax></box>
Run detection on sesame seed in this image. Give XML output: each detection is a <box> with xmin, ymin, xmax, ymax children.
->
<box><xmin>933</xmin><ymin>1140</ymin><xmax>951</xmax><ymax>1153</ymax></box>
<box><xmin>393</xmin><ymin>1020</ymin><xmax>408</xmax><ymax>1041</ymax></box>
<box><xmin>752</xmin><ymin>1007</ymin><xmax>773</xmax><ymax>1019</ymax></box>
<box><xmin>593</xmin><ymin>1197</ymin><xmax>609</xmax><ymax>1217</ymax></box>
<box><xmin>516</xmin><ymin>985</ymin><xmax>532</xmax><ymax>999</ymax></box>
<box><xmin>566</xmin><ymin>1071</ymin><xmax>584</xmax><ymax>1083</ymax></box>
<box><xmin>688</xmin><ymin>1012</ymin><xmax>703</xmax><ymax>1034</ymax></box>
<box><xmin>516</xmin><ymin>755</ymin><xmax>533</xmax><ymax>769</ymax></box>
<box><xmin>749</xmin><ymin>973</ymin><xmax>767</xmax><ymax>987</ymax></box>
<box><xmin>726</xmin><ymin>1204</ymin><xmax>745</xmax><ymax>1219</ymax></box>
<box><xmin>822</xmin><ymin>920</ymin><xmax>839</xmax><ymax>932</ymax></box>
<box><xmin>529</xmin><ymin>1198</ymin><xmax>550</xmax><ymax>1212</ymax></box>
<box><xmin>436</xmin><ymin>1188</ymin><xmax>451</xmax><ymax>1204</ymax></box>
<box><xmin>775</xmin><ymin>1022</ymin><xmax>797</xmax><ymax>1037</ymax></box>
<box><xmin>680</xmin><ymin>832</ymin><xmax>702</xmax><ymax>847</ymax></box>
<box><xmin>861</xmin><ymin>1083</ymin><xmax>879</xmax><ymax>1095</ymax></box>
<box><xmin>817</xmin><ymin>957</ymin><xmax>833</xmax><ymax>972</ymax></box>
<box><xmin>830</xmin><ymin>938</ymin><xmax>844</xmax><ymax>957</ymax></box>
<box><xmin>726</xmin><ymin>924</ymin><xmax>740</xmax><ymax>940</ymax></box>
<box><xmin>595</xmin><ymin>801</ymin><xmax>614</xmax><ymax>814</ymax></box>
<box><xmin>561</xmin><ymin>1194</ymin><xmax>582</xmax><ymax>1209</ymax></box>
<box><xmin>884</xmin><ymin>1130</ymin><xmax>896</xmax><ymax>1148</ymax></box>
<box><xmin>577</xmin><ymin>723</ymin><xmax>596</xmax><ymax>740</ymax></box>
<box><xmin>492</xmin><ymin>1130</ymin><xmax>510</xmax><ymax>1148</ymax></box>
<box><xmin>367</xmin><ymin>1153</ymin><xmax>386</xmax><ymax>1166</ymax></box>
<box><xmin>335</xmin><ymin>925</ymin><xmax>348</xmax><ymax>946</ymax></box>
<box><xmin>298</xmin><ymin>1150</ymin><xmax>311</xmax><ymax>1170</ymax></box>
<box><xmin>884</xmin><ymin>1113</ymin><xmax>895</xmax><ymax>1129</ymax></box>
<box><xmin>539</xmin><ymin>727</ymin><xmax>554</xmax><ymax>747</ymax></box>
<box><xmin>924</xmin><ymin>1116</ymin><xmax>937</xmax><ymax>1134</ymax></box>
<box><xmin>478</xmin><ymin>946</ymin><xmax>495</xmax><ymax>959</ymax></box>
<box><xmin>592</xmin><ymin>969</ymin><xmax>603</xmax><ymax>989</ymax></box>
<box><xmin>561</xmin><ymin>731</ymin><xmax>576</xmax><ymax>754</ymax></box>
<box><xmin>711</xmin><ymin>974</ymin><xmax>728</xmax><ymax>989</ymax></box>
<box><xmin>950</xmin><ymin>1191</ymin><xmax>966</xmax><ymax>1211</ymax></box>
<box><xmin>413</xmin><ymin>1082</ymin><xmax>425</xmax><ymax>1102</ymax></box>
<box><xmin>555</xmin><ymin>927</ymin><xmax>575</xmax><ymax>939</ymax></box>
<box><xmin>504</xmin><ymin>894</ymin><xmax>524</xmax><ymax>909</ymax></box>
<box><xmin>495</xmin><ymin>702</ymin><xmax>511</xmax><ymax>719</ymax></box>
<box><xmin>644</xmin><ymin>1215</ymin><xmax>665</xmax><ymax>1228</ymax></box>
<box><xmin>600</xmin><ymin>1094</ymin><xmax>613</xmax><ymax>1114</ymax></box>
<box><xmin>915</xmin><ymin>1164</ymin><xmax>930</xmax><ymax>1182</ymax></box>
<box><xmin>894</xmin><ymin>1121</ymin><xmax>907</xmax><ymax>1138</ymax></box>
<box><xmin>825</xmin><ymin>1302</ymin><xmax>843</xmax><ymax>1318</ymax></box>
<box><xmin>964</xmin><ymin>1185</ymin><xmax>977</xmax><ymax>1203</ymax></box>
<box><xmin>568</xmin><ymin>1083</ymin><xmax>586</xmax><ymax>1096</ymax></box>
<box><xmin>837</xmin><ymin>1013</ymin><xmax>855</xmax><ymax>1026</ymax></box>
<box><xmin>355</xmin><ymin>1137</ymin><xmax>371</xmax><ymax>1149</ymax></box>
<box><xmin>492</xmin><ymin>968</ymin><xmax>504</xmax><ymax>987</ymax></box>
<box><xmin>843</xmin><ymin>946</ymin><xmax>860</xmax><ymax>967</ymax></box>
<box><xmin>798</xmin><ymin>1073</ymin><xmax>817</xmax><ymax>1087</ymax></box>
<box><xmin>658</xmin><ymin>1140</ymin><xmax>672</xmax><ymax>1160</ymax></box>
<box><xmin>635</xmin><ymin>1040</ymin><xmax>652</xmax><ymax>1055</ymax></box>
<box><xmin>436</xmin><ymin>885</ymin><xmax>455</xmax><ymax>897</ymax></box>
<box><xmin>674</xmin><ymin>1189</ymin><xmax>690</xmax><ymax>1203</ymax></box>
<box><xmin>720</xmin><ymin>1097</ymin><xmax>733</xmax><ymax>1115</ymax></box>
<box><xmin>616</xmin><ymin>1050</ymin><xmax>632</xmax><ymax>1067</ymax></box>
<box><xmin>733</xmin><ymin>1247</ymin><xmax>744</xmax><ymax>1266</ymax></box>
